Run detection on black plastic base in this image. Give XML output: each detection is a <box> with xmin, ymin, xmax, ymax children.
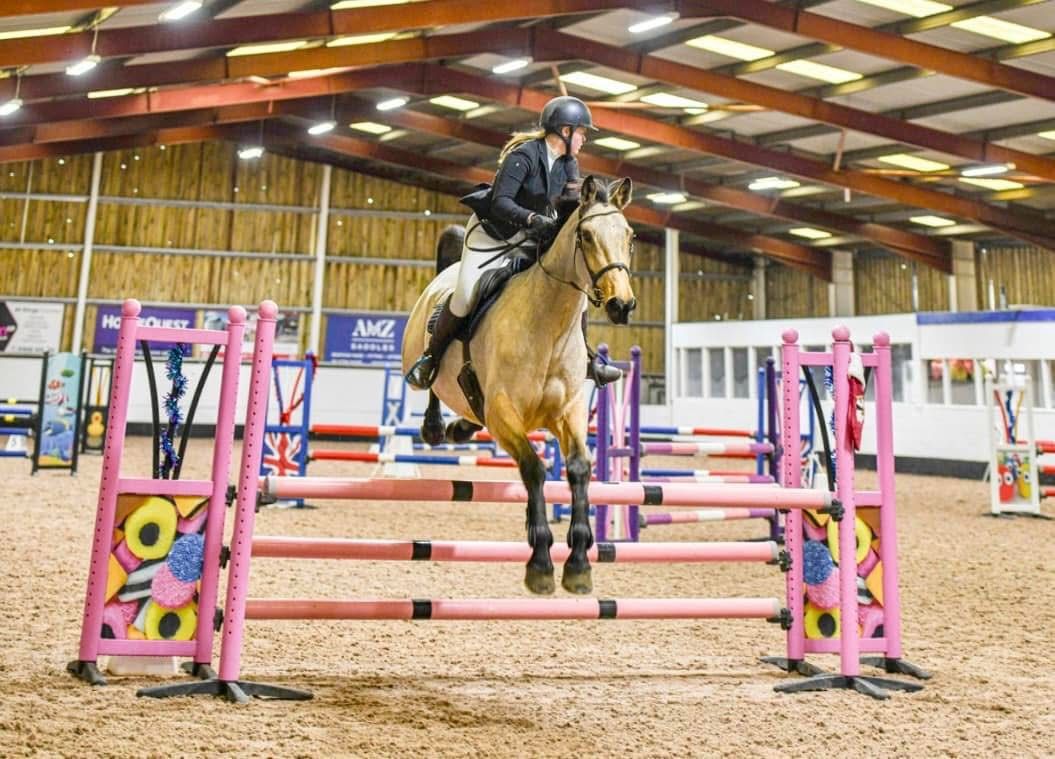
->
<box><xmin>759</xmin><ymin>656</ymin><xmax>825</xmax><ymax>677</ymax></box>
<box><xmin>860</xmin><ymin>656</ymin><xmax>932</xmax><ymax>680</ymax></box>
<box><xmin>137</xmin><ymin>678</ymin><xmax>313</xmax><ymax>703</ymax></box>
<box><xmin>67</xmin><ymin>660</ymin><xmax>106</xmax><ymax>686</ymax></box>
<box><xmin>774</xmin><ymin>672</ymin><xmax>924</xmax><ymax>700</ymax></box>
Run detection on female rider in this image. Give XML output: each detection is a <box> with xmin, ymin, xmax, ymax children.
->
<box><xmin>405</xmin><ymin>95</ymin><xmax>623</xmax><ymax>390</ymax></box>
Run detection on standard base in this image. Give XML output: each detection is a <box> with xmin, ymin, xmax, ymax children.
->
<box><xmin>137</xmin><ymin>678</ymin><xmax>313</xmax><ymax>703</ymax></box>
<box><xmin>860</xmin><ymin>656</ymin><xmax>932</xmax><ymax>680</ymax></box>
<box><xmin>987</xmin><ymin>511</ymin><xmax>1053</xmax><ymax>520</ymax></box>
<box><xmin>759</xmin><ymin>656</ymin><xmax>825</xmax><ymax>677</ymax></box>
<box><xmin>66</xmin><ymin>659</ymin><xmax>216</xmax><ymax>688</ymax></box>
<box><xmin>774</xmin><ymin>672</ymin><xmax>923</xmax><ymax>700</ymax></box>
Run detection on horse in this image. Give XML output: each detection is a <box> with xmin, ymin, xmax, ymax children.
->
<box><xmin>402</xmin><ymin>176</ymin><xmax>636</xmax><ymax>595</ymax></box>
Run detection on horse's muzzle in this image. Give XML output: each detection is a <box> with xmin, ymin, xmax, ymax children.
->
<box><xmin>605</xmin><ymin>297</ymin><xmax>636</xmax><ymax>325</ymax></box>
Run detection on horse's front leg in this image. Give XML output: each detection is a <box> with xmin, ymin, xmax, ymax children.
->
<box><xmin>420</xmin><ymin>391</ymin><xmax>445</xmax><ymax>445</ymax></box>
<box><xmin>555</xmin><ymin>408</ymin><xmax>593</xmax><ymax>594</ymax></box>
<box><xmin>488</xmin><ymin>393</ymin><xmax>554</xmax><ymax>595</ymax></box>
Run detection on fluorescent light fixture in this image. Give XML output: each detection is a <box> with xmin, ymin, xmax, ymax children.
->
<box><xmin>748</xmin><ymin>176</ymin><xmax>800</xmax><ymax>191</ymax></box>
<box><xmin>327</xmin><ymin>32</ymin><xmax>396</xmax><ymax>47</ymax></box>
<box><xmin>628</xmin><ymin>14</ymin><xmax>676</xmax><ymax>34</ymax></box>
<box><xmin>350</xmin><ymin>121</ymin><xmax>392</xmax><ymax>134</ymax></box>
<box><xmin>332</xmin><ymin>0</ymin><xmax>410</xmax><ymax>7</ymax></box>
<box><xmin>465</xmin><ymin>104</ymin><xmax>501</xmax><ymax>119</ymax></box>
<box><xmin>1038</xmin><ymin>130</ymin><xmax>1055</xmax><ymax>141</ymax></box>
<box><xmin>376</xmin><ymin>97</ymin><xmax>408</xmax><ymax>111</ymax></box>
<box><xmin>429</xmin><ymin>94</ymin><xmax>479</xmax><ymax>111</ymax></box>
<box><xmin>852</xmin><ymin>0</ymin><xmax>951</xmax><ymax>18</ymax></box>
<box><xmin>492</xmin><ymin>58</ymin><xmax>531</xmax><ymax>75</ymax></box>
<box><xmin>227</xmin><ymin>41</ymin><xmax>308</xmax><ymax>57</ymax></box>
<box><xmin>789</xmin><ymin>227</ymin><xmax>832</xmax><ymax>240</ymax></box>
<box><xmin>685</xmin><ymin>35</ymin><xmax>773</xmax><ymax>61</ymax></box>
<box><xmin>959</xmin><ymin>177</ymin><xmax>1024</xmax><ymax>191</ymax></box>
<box><xmin>65</xmin><ymin>55</ymin><xmax>100</xmax><ymax>77</ymax></box>
<box><xmin>88</xmin><ymin>88</ymin><xmax>135</xmax><ymax>99</ymax></box>
<box><xmin>647</xmin><ymin>192</ymin><xmax>688</xmax><ymax>204</ymax></box>
<box><xmin>0</xmin><ymin>98</ymin><xmax>22</xmax><ymax>116</ymax></box>
<box><xmin>594</xmin><ymin>136</ymin><xmax>641</xmax><ymax>151</ymax></box>
<box><xmin>159</xmin><ymin>1</ymin><xmax>202</xmax><ymax>21</ymax></box>
<box><xmin>951</xmin><ymin>17</ymin><xmax>1050</xmax><ymax>44</ymax></box>
<box><xmin>910</xmin><ymin>215</ymin><xmax>956</xmax><ymax>227</ymax></box>
<box><xmin>238</xmin><ymin>146</ymin><xmax>264</xmax><ymax>160</ymax></box>
<box><xmin>877</xmin><ymin>153</ymin><xmax>949</xmax><ymax>172</ymax></box>
<box><xmin>960</xmin><ymin>163</ymin><xmax>1014</xmax><ymax>178</ymax></box>
<box><xmin>775</xmin><ymin>60</ymin><xmax>862</xmax><ymax>84</ymax></box>
<box><xmin>0</xmin><ymin>25</ymin><xmax>70</xmax><ymax>41</ymax></box>
<box><xmin>640</xmin><ymin>92</ymin><xmax>708</xmax><ymax>111</ymax></box>
<box><xmin>308</xmin><ymin>121</ymin><xmax>336</xmax><ymax>135</ymax></box>
<box><xmin>559</xmin><ymin>71</ymin><xmax>637</xmax><ymax>95</ymax></box>
<box><xmin>287</xmin><ymin>67</ymin><xmax>347</xmax><ymax>79</ymax></box>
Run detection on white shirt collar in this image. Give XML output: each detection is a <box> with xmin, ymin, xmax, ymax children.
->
<box><xmin>545</xmin><ymin>140</ymin><xmax>561</xmax><ymax>172</ymax></box>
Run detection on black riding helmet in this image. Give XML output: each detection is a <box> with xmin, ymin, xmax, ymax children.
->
<box><xmin>539</xmin><ymin>96</ymin><xmax>598</xmax><ymax>154</ymax></box>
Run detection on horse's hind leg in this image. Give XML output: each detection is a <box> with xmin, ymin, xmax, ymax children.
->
<box><xmin>487</xmin><ymin>393</ymin><xmax>554</xmax><ymax>594</ymax></box>
<box><xmin>420</xmin><ymin>391</ymin><xmax>445</xmax><ymax>445</ymax></box>
<box><xmin>445</xmin><ymin>418</ymin><xmax>482</xmax><ymax>444</ymax></box>
<box><xmin>554</xmin><ymin>406</ymin><xmax>593</xmax><ymax>594</ymax></box>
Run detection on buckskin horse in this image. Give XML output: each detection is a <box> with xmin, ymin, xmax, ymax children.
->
<box><xmin>401</xmin><ymin>176</ymin><xmax>637</xmax><ymax>595</ymax></box>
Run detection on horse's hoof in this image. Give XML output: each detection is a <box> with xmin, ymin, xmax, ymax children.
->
<box><xmin>524</xmin><ymin>566</ymin><xmax>556</xmax><ymax>595</ymax></box>
<box><xmin>561</xmin><ymin>567</ymin><xmax>593</xmax><ymax>595</ymax></box>
<box><xmin>420</xmin><ymin>423</ymin><xmax>445</xmax><ymax>446</ymax></box>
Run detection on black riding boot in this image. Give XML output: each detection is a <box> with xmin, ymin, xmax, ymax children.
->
<box><xmin>406</xmin><ymin>300</ymin><xmax>466</xmax><ymax>390</ymax></box>
<box><xmin>582</xmin><ymin>311</ymin><xmax>622</xmax><ymax>387</ymax></box>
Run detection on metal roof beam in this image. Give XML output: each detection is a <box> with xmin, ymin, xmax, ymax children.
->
<box><xmin>0</xmin><ymin>1</ymin><xmax>157</xmax><ymax>15</ymax></box>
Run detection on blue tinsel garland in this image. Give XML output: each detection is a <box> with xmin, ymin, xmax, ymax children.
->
<box><xmin>823</xmin><ymin>365</ymin><xmax>836</xmax><ymax>479</ymax></box>
<box><xmin>160</xmin><ymin>345</ymin><xmax>188</xmax><ymax>477</ymax></box>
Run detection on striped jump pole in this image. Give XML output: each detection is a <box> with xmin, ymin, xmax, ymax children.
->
<box><xmin>260</xmin><ymin>475</ymin><xmax>839</xmax><ymax>511</ymax></box>
<box><xmin>642</xmin><ymin>468</ymin><xmax>775</xmax><ymax>484</ymax></box>
<box><xmin>311</xmin><ymin>423</ymin><xmax>551</xmax><ymax>444</ymax></box>
<box><xmin>1038</xmin><ymin>440</ymin><xmax>1055</xmax><ymax>454</ymax></box>
<box><xmin>642</xmin><ymin>508</ymin><xmax>776</xmax><ymax>526</ymax></box>
<box><xmin>310</xmin><ymin>450</ymin><xmax>522</xmax><ymax>468</ymax></box>
<box><xmin>642</xmin><ymin>476</ymin><xmax>778</xmax><ymax>485</ymax></box>
<box><xmin>251</xmin><ymin>537</ymin><xmax>783</xmax><ymax>563</ymax></box>
<box><xmin>413</xmin><ymin>443</ymin><xmax>496</xmax><ymax>452</ymax></box>
<box><xmin>244</xmin><ymin>597</ymin><xmax>787</xmax><ymax>622</ymax></box>
<box><xmin>1042</xmin><ymin>487</ymin><xmax>1054</xmax><ymax>499</ymax></box>
<box><xmin>641</xmin><ymin>441</ymin><xmax>774</xmax><ymax>457</ymax></box>
<box><xmin>617</xmin><ymin>425</ymin><xmax>756</xmax><ymax>439</ymax></box>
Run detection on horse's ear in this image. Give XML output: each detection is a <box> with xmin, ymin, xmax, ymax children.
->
<box><xmin>610</xmin><ymin>177</ymin><xmax>633</xmax><ymax>209</ymax></box>
<box><xmin>579</xmin><ymin>175</ymin><xmax>599</xmax><ymax>208</ymax></box>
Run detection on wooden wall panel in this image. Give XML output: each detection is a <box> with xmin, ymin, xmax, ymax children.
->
<box><xmin>854</xmin><ymin>252</ymin><xmax>948</xmax><ymax>314</ymax></box>
<box><xmin>977</xmin><ymin>246</ymin><xmax>1055</xmax><ymax>307</ymax></box>
<box><xmin>765</xmin><ymin>262</ymin><xmax>829</xmax><ymax>319</ymax></box>
<box><xmin>0</xmin><ymin>249</ymin><xmax>80</xmax><ymax>297</ymax></box>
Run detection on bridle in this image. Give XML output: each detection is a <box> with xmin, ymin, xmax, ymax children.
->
<box><xmin>536</xmin><ymin>208</ymin><xmax>633</xmax><ymax>307</ymax></box>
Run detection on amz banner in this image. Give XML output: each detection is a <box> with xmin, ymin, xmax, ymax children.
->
<box><xmin>324</xmin><ymin>313</ymin><xmax>408</xmax><ymax>366</ymax></box>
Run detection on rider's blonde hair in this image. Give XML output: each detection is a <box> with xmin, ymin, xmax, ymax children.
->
<box><xmin>498</xmin><ymin>129</ymin><xmax>546</xmax><ymax>165</ymax></box>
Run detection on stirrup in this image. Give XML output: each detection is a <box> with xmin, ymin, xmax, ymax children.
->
<box><xmin>589</xmin><ymin>359</ymin><xmax>623</xmax><ymax>388</ymax></box>
<box><xmin>405</xmin><ymin>353</ymin><xmax>438</xmax><ymax>390</ymax></box>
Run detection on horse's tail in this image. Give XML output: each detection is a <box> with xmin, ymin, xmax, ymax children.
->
<box><xmin>435</xmin><ymin>224</ymin><xmax>465</xmax><ymax>275</ymax></box>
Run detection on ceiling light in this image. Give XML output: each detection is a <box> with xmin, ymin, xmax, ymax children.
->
<box><xmin>594</xmin><ymin>136</ymin><xmax>641</xmax><ymax>151</ymax></box>
<box><xmin>66</xmin><ymin>55</ymin><xmax>100</xmax><ymax>77</ymax></box>
<box><xmin>877</xmin><ymin>153</ymin><xmax>950</xmax><ymax>172</ymax></box>
<box><xmin>647</xmin><ymin>192</ymin><xmax>688</xmax><ymax>204</ymax></box>
<box><xmin>492</xmin><ymin>58</ymin><xmax>531</xmax><ymax>75</ymax></box>
<box><xmin>88</xmin><ymin>88</ymin><xmax>136</xmax><ymax>99</ymax></box>
<box><xmin>238</xmin><ymin>146</ymin><xmax>264</xmax><ymax>160</ymax></box>
<box><xmin>308</xmin><ymin>121</ymin><xmax>336</xmax><ymax>135</ymax></box>
<box><xmin>640</xmin><ymin>92</ymin><xmax>708</xmax><ymax>111</ymax></box>
<box><xmin>959</xmin><ymin>177</ymin><xmax>1024</xmax><ymax>191</ymax></box>
<box><xmin>852</xmin><ymin>0</ymin><xmax>951</xmax><ymax>18</ymax></box>
<box><xmin>429</xmin><ymin>95</ymin><xmax>480</xmax><ymax>111</ymax></box>
<box><xmin>776</xmin><ymin>60</ymin><xmax>862</xmax><ymax>84</ymax></box>
<box><xmin>159</xmin><ymin>1</ymin><xmax>202</xmax><ymax>21</ymax></box>
<box><xmin>1038</xmin><ymin>130</ymin><xmax>1055</xmax><ymax>141</ymax></box>
<box><xmin>376</xmin><ymin>97</ymin><xmax>408</xmax><ymax>111</ymax></box>
<box><xmin>327</xmin><ymin>32</ymin><xmax>396</xmax><ymax>47</ymax></box>
<box><xmin>0</xmin><ymin>98</ymin><xmax>22</xmax><ymax>117</ymax></box>
<box><xmin>0</xmin><ymin>26</ymin><xmax>70</xmax><ymax>41</ymax></box>
<box><xmin>559</xmin><ymin>71</ymin><xmax>637</xmax><ymax>95</ymax></box>
<box><xmin>748</xmin><ymin>176</ymin><xmax>800</xmax><ymax>191</ymax></box>
<box><xmin>685</xmin><ymin>35</ymin><xmax>773</xmax><ymax>61</ymax></box>
<box><xmin>287</xmin><ymin>68</ymin><xmax>347</xmax><ymax>79</ymax></box>
<box><xmin>331</xmin><ymin>0</ymin><xmax>411</xmax><ymax>7</ymax></box>
<box><xmin>789</xmin><ymin>227</ymin><xmax>832</xmax><ymax>240</ymax></box>
<box><xmin>465</xmin><ymin>104</ymin><xmax>501</xmax><ymax>119</ymax></box>
<box><xmin>628</xmin><ymin>14</ymin><xmax>677</xmax><ymax>34</ymax></box>
<box><xmin>910</xmin><ymin>215</ymin><xmax>956</xmax><ymax>227</ymax></box>
<box><xmin>350</xmin><ymin>121</ymin><xmax>392</xmax><ymax>134</ymax></box>
<box><xmin>227</xmin><ymin>41</ymin><xmax>308</xmax><ymax>57</ymax></box>
<box><xmin>951</xmin><ymin>17</ymin><xmax>1050</xmax><ymax>44</ymax></box>
<box><xmin>961</xmin><ymin>163</ymin><xmax>1014</xmax><ymax>178</ymax></box>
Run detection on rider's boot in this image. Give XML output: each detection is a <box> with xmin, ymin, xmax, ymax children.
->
<box><xmin>406</xmin><ymin>300</ymin><xmax>467</xmax><ymax>390</ymax></box>
<box><xmin>581</xmin><ymin>311</ymin><xmax>622</xmax><ymax>388</ymax></box>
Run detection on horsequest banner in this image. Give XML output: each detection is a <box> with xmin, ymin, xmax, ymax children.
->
<box><xmin>324</xmin><ymin>312</ymin><xmax>408</xmax><ymax>366</ymax></box>
<box><xmin>93</xmin><ymin>305</ymin><xmax>196</xmax><ymax>356</ymax></box>
<box><xmin>0</xmin><ymin>300</ymin><xmax>64</xmax><ymax>353</ymax></box>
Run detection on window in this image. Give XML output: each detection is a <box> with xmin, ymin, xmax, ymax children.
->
<box><xmin>927</xmin><ymin>359</ymin><xmax>945</xmax><ymax>404</ymax></box>
<box><xmin>891</xmin><ymin>343</ymin><xmax>912</xmax><ymax>403</ymax></box>
<box><xmin>732</xmin><ymin>348</ymin><xmax>749</xmax><ymax>398</ymax></box>
<box><xmin>949</xmin><ymin>359</ymin><xmax>976</xmax><ymax>406</ymax></box>
<box><xmin>755</xmin><ymin>346</ymin><xmax>773</xmax><ymax>376</ymax></box>
<box><xmin>709</xmin><ymin>347</ymin><xmax>725</xmax><ymax>398</ymax></box>
<box><xmin>684</xmin><ymin>348</ymin><xmax>702</xmax><ymax>398</ymax></box>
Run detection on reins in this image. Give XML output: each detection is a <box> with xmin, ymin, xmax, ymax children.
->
<box><xmin>536</xmin><ymin>208</ymin><xmax>632</xmax><ymax>307</ymax></box>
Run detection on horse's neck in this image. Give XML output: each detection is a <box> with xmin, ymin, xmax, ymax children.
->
<box><xmin>517</xmin><ymin>215</ymin><xmax>588</xmax><ymax>332</ymax></box>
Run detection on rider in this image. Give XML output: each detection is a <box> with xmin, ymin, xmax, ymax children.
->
<box><xmin>405</xmin><ymin>95</ymin><xmax>623</xmax><ymax>391</ymax></box>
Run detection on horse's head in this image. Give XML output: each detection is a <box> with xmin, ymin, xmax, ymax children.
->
<box><xmin>576</xmin><ymin>176</ymin><xmax>637</xmax><ymax>324</ymax></box>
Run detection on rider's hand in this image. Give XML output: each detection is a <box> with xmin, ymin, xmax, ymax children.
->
<box><xmin>528</xmin><ymin>213</ymin><xmax>558</xmax><ymax>236</ymax></box>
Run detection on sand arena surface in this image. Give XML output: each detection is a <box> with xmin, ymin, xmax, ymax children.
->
<box><xmin>1</xmin><ymin>438</ymin><xmax>1053</xmax><ymax>758</ymax></box>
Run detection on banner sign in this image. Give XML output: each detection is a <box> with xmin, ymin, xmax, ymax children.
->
<box><xmin>201</xmin><ymin>309</ymin><xmax>301</xmax><ymax>359</ymax></box>
<box><xmin>93</xmin><ymin>305</ymin><xmax>196</xmax><ymax>356</ymax></box>
<box><xmin>0</xmin><ymin>300</ymin><xmax>64</xmax><ymax>353</ymax></box>
<box><xmin>324</xmin><ymin>313</ymin><xmax>408</xmax><ymax>366</ymax></box>
<box><xmin>35</xmin><ymin>352</ymin><xmax>83</xmax><ymax>470</ymax></box>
